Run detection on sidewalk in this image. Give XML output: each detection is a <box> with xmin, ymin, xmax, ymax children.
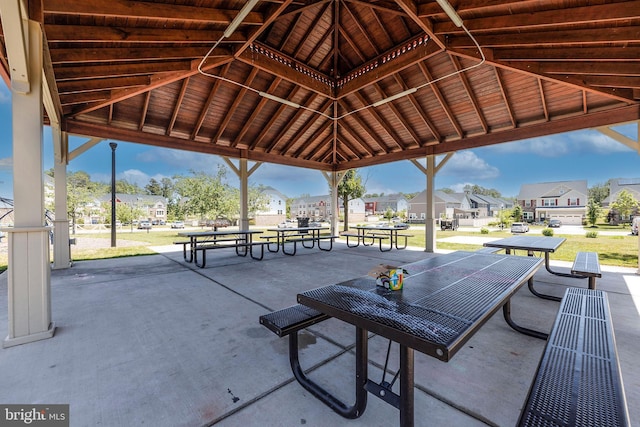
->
<box><xmin>1</xmin><ymin>243</ymin><xmax>638</xmax><ymax>426</ymax></box>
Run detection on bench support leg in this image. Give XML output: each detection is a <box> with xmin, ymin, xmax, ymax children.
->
<box><xmin>282</xmin><ymin>241</ymin><xmax>297</xmax><ymax>256</ymax></box>
<box><xmin>395</xmin><ymin>235</ymin><xmax>408</xmax><ymax>250</ymax></box>
<box><xmin>289</xmin><ymin>327</ymin><xmax>368</xmax><ymax>419</ymax></box>
<box><xmin>502</xmin><ymin>294</ymin><xmax>548</xmax><ymax>340</ymax></box>
<box><xmin>250</xmin><ymin>244</ymin><xmax>264</xmax><ymax>261</ymax></box>
<box><xmin>318</xmin><ymin>238</ymin><xmax>334</xmax><ymax>251</ymax></box>
<box><xmin>345</xmin><ymin>235</ymin><xmax>360</xmax><ymax>248</ymax></box>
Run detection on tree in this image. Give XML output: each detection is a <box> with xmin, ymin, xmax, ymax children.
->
<box><xmin>145</xmin><ymin>178</ymin><xmax>163</xmax><ymax>195</ymax></box>
<box><xmin>160</xmin><ymin>177</ymin><xmax>174</xmax><ymax>199</ymax></box>
<box><xmin>383</xmin><ymin>207</ymin><xmax>394</xmax><ymax>221</ymax></box>
<box><xmin>67</xmin><ymin>171</ymin><xmax>99</xmax><ymax>234</ymax></box>
<box><xmin>116</xmin><ymin>179</ymin><xmax>143</xmax><ymax>194</ymax></box>
<box><xmin>174</xmin><ymin>167</ymin><xmax>233</xmax><ymax>221</ymax></box>
<box><xmin>610</xmin><ymin>189</ymin><xmax>639</xmax><ymax>223</ymax></box>
<box><xmin>336</xmin><ymin>169</ymin><xmax>366</xmax><ymax>231</ymax></box>
<box><xmin>462</xmin><ymin>184</ymin><xmax>502</xmax><ymax>198</ymax></box>
<box><xmin>588</xmin><ymin>181</ymin><xmax>610</xmax><ymax>206</ymax></box>
<box><xmin>511</xmin><ymin>204</ymin><xmax>523</xmax><ymax>222</ymax></box>
<box><xmin>586</xmin><ymin>198</ymin><xmax>600</xmax><ymax>227</ymax></box>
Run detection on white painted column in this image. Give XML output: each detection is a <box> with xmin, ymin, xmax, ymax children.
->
<box><xmin>425</xmin><ymin>156</ymin><xmax>436</xmax><ymax>253</ymax></box>
<box><xmin>2</xmin><ymin>20</ymin><xmax>55</xmax><ymax>347</ymax></box>
<box><xmin>239</xmin><ymin>159</ymin><xmax>249</xmax><ymax>231</ymax></box>
<box><xmin>53</xmin><ymin>133</ymin><xmax>70</xmax><ymax>269</ymax></box>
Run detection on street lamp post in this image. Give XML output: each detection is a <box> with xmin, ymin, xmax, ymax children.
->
<box><xmin>109</xmin><ymin>142</ymin><xmax>117</xmax><ymax>247</ymax></box>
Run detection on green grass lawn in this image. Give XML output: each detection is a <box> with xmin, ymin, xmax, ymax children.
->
<box><xmin>1</xmin><ymin>226</ymin><xmax>637</xmax><ymax>271</ymax></box>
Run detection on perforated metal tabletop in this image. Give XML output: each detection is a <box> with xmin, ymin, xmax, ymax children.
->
<box><xmin>298</xmin><ymin>251</ymin><xmax>543</xmax><ymax>362</ymax></box>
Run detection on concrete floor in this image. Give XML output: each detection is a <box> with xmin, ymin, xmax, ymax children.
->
<box><xmin>1</xmin><ymin>242</ymin><xmax>638</xmax><ymax>427</ymax></box>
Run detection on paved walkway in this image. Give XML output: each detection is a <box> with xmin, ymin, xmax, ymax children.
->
<box><xmin>1</xmin><ymin>242</ymin><xmax>638</xmax><ymax>426</ymax></box>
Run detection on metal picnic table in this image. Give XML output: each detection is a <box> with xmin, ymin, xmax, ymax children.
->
<box><xmin>294</xmin><ymin>251</ymin><xmax>545</xmax><ymax>426</ymax></box>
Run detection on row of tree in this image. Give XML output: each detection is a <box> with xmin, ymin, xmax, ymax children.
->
<box><xmin>46</xmin><ymin>166</ymin><xmax>271</xmax><ymax>226</ymax></box>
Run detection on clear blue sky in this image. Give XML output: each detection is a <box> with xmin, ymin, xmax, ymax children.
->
<box><xmin>1</xmin><ymin>84</ymin><xmax>638</xmax><ymax>200</ymax></box>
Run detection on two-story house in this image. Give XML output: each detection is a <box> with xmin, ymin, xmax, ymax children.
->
<box><xmin>363</xmin><ymin>194</ymin><xmax>409</xmax><ymax>216</ymax></box>
<box><xmin>602</xmin><ymin>178</ymin><xmax>640</xmax><ymax>224</ymax></box>
<box><xmin>408</xmin><ymin>190</ymin><xmax>462</xmax><ymax>221</ymax></box>
<box><xmin>254</xmin><ymin>186</ymin><xmax>287</xmax><ymax>226</ymax></box>
<box><xmin>291</xmin><ymin>194</ymin><xmax>366</xmax><ymax>223</ymax></box>
<box><xmin>517</xmin><ymin>180</ymin><xmax>587</xmax><ymax>225</ymax></box>
<box><xmin>99</xmin><ymin>193</ymin><xmax>168</xmax><ymax>224</ymax></box>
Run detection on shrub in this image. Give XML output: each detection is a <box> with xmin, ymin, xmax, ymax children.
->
<box><xmin>480</xmin><ymin>227</ymin><xmax>489</xmax><ymax>234</ymax></box>
<box><xmin>585</xmin><ymin>231</ymin><xmax>598</xmax><ymax>238</ymax></box>
<box><xmin>542</xmin><ymin>228</ymin><xmax>554</xmax><ymax>236</ymax></box>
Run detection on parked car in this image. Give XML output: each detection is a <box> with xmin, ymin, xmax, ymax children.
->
<box><xmin>632</xmin><ymin>216</ymin><xmax>639</xmax><ymax>236</ymax></box>
<box><xmin>278</xmin><ymin>219</ymin><xmax>297</xmax><ymax>228</ymax></box>
<box><xmin>548</xmin><ymin>219</ymin><xmax>562</xmax><ymax>228</ymax></box>
<box><xmin>510</xmin><ymin>222</ymin><xmax>529</xmax><ymax>233</ymax></box>
<box><xmin>171</xmin><ymin>221</ymin><xmax>185</xmax><ymax>229</ymax></box>
<box><xmin>137</xmin><ymin>221</ymin><xmax>152</xmax><ymax>229</ymax></box>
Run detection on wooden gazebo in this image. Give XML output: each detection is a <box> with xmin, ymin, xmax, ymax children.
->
<box><xmin>1</xmin><ymin>0</ymin><xmax>638</xmax><ymax>346</ymax></box>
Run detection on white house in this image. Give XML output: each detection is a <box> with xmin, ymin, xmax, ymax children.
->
<box><xmin>254</xmin><ymin>186</ymin><xmax>287</xmax><ymax>226</ymax></box>
<box><xmin>517</xmin><ymin>180</ymin><xmax>587</xmax><ymax>225</ymax></box>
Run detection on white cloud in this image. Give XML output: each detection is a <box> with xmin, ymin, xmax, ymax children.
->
<box><xmin>488</xmin><ymin>130</ymin><xmax>634</xmax><ymax>158</ymax></box>
<box><xmin>439</xmin><ymin>151</ymin><xmax>500</xmax><ymax>180</ymax></box>
<box><xmin>0</xmin><ymin>157</ymin><xmax>12</xmax><ymax>171</ymax></box>
<box><xmin>135</xmin><ymin>147</ymin><xmax>225</xmax><ymax>173</ymax></box>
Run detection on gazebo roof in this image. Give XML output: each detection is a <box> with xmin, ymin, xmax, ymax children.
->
<box><xmin>1</xmin><ymin>0</ymin><xmax>638</xmax><ymax>171</ymax></box>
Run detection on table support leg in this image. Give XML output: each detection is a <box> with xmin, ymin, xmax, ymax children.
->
<box><xmin>399</xmin><ymin>345</ymin><xmax>414</xmax><ymax>427</ymax></box>
<box><xmin>543</xmin><ymin>253</ymin><xmax>587</xmax><ymax>279</ymax></box>
<box><xmin>502</xmin><ymin>295</ymin><xmax>548</xmax><ymax>340</ymax></box>
<box><xmin>289</xmin><ymin>327</ymin><xmax>368</xmax><ymax>419</ymax></box>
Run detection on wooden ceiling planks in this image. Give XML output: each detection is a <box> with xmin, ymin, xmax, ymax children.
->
<box><xmin>0</xmin><ymin>0</ymin><xmax>637</xmax><ymax>172</ymax></box>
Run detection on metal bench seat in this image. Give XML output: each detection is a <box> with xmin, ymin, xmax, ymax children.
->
<box><xmin>260</xmin><ymin>304</ymin><xmax>330</xmax><ymax>338</ymax></box>
<box><xmin>518</xmin><ymin>287</ymin><xmax>629</xmax><ymax>427</ymax></box>
<box><xmin>571</xmin><ymin>251</ymin><xmax>601</xmax><ymax>290</ymax></box>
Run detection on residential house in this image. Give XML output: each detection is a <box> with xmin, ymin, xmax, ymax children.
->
<box><xmin>363</xmin><ymin>194</ymin><xmax>409</xmax><ymax>216</ymax></box>
<box><xmin>98</xmin><ymin>193</ymin><xmax>168</xmax><ymax>224</ymax></box>
<box><xmin>254</xmin><ymin>186</ymin><xmax>287</xmax><ymax>226</ymax></box>
<box><xmin>602</xmin><ymin>178</ymin><xmax>640</xmax><ymax>224</ymax></box>
<box><xmin>408</xmin><ymin>190</ymin><xmax>461</xmax><ymax>222</ymax></box>
<box><xmin>408</xmin><ymin>191</ymin><xmax>512</xmax><ymax>226</ymax></box>
<box><xmin>291</xmin><ymin>194</ymin><xmax>366</xmax><ymax>223</ymax></box>
<box><xmin>470</xmin><ymin>194</ymin><xmax>513</xmax><ymax>218</ymax></box>
<box><xmin>516</xmin><ymin>180</ymin><xmax>587</xmax><ymax>225</ymax></box>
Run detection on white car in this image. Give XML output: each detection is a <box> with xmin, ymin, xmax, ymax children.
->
<box><xmin>278</xmin><ymin>220</ymin><xmax>297</xmax><ymax>228</ymax></box>
<box><xmin>632</xmin><ymin>216</ymin><xmax>639</xmax><ymax>236</ymax></box>
<box><xmin>137</xmin><ymin>221</ymin><xmax>152</xmax><ymax>230</ymax></box>
<box><xmin>171</xmin><ymin>221</ymin><xmax>185</xmax><ymax>229</ymax></box>
<box><xmin>510</xmin><ymin>222</ymin><xmax>529</xmax><ymax>233</ymax></box>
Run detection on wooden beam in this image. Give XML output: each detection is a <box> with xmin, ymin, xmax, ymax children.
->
<box><xmin>237</xmin><ymin>44</ymin><xmax>333</xmax><ymax>97</ymax></box>
<box><xmin>44</xmin><ymin>0</ymin><xmax>264</xmax><ymax>25</ymax></box>
<box><xmin>212</xmin><ymin>68</ymin><xmax>258</xmax><ymax>142</ymax></box>
<box><xmin>43</xmin><ymin>24</ymin><xmax>246</xmax><ymax>44</ymax></box>
<box><xmin>336</xmin><ymin>35</ymin><xmax>440</xmax><ymax>98</ymax></box>
<box><xmin>49</xmin><ymin>46</ymin><xmax>231</xmax><ymax>64</ymax></box>
<box><xmin>166</xmin><ymin>77</ymin><xmax>189</xmax><ymax>136</ymax></box>
<box><xmin>70</xmin><ymin>56</ymin><xmax>233</xmax><ymax>116</ymax></box>
<box><xmin>433</xmin><ymin>1</ymin><xmax>640</xmax><ymax>33</ymax></box>
<box><xmin>417</xmin><ymin>62</ymin><xmax>464</xmax><ymax>138</ymax></box>
<box><xmin>191</xmin><ymin>63</ymin><xmax>231</xmax><ymax>140</ymax></box>
<box><xmin>232</xmin><ymin>77</ymin><xmax>283</xmax><ymax>148</ymax></box>
<box><xmin>54</xmin><ymin>61</ymin><xmax>192</xmax><ymax>81</ymax></box>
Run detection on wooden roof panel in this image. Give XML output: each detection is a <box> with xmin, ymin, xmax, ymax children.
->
<box><xmin>2</xmin><ymin>0</ymin><xmax>638</xmax><ymax>171</ymax></box>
